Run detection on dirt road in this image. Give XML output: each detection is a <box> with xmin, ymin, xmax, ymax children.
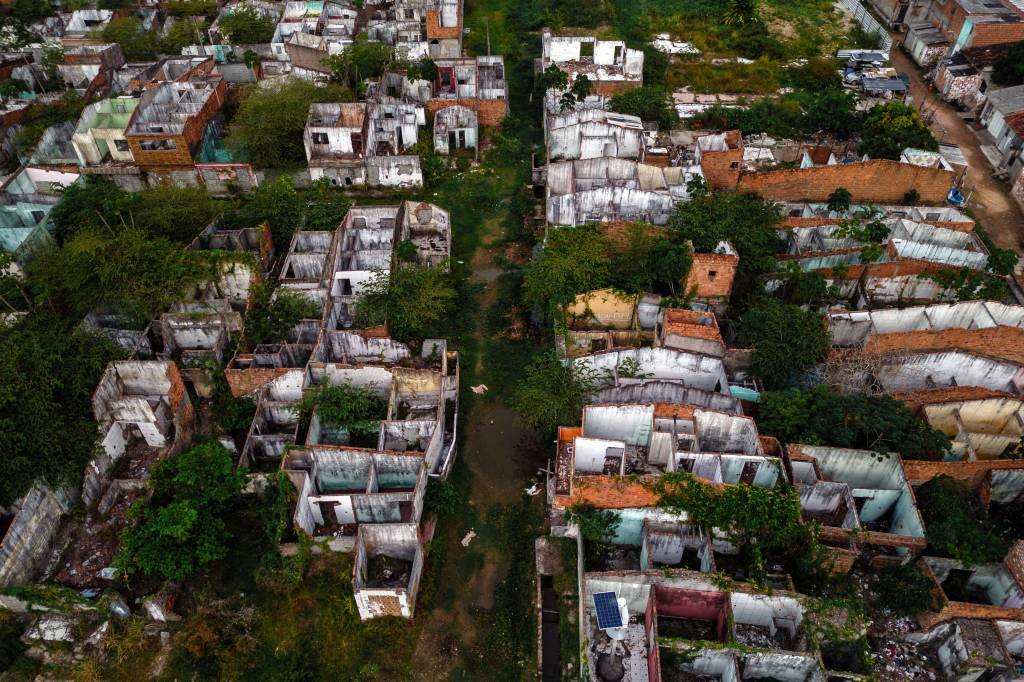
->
<box><xmin>889</xmin><ymin>45</ymin><xmax>1024</xmax><ymax>250</ymax></box>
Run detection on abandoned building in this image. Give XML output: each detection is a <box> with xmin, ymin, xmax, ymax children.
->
<box><xmin>0</xmin><ymin>166</ymin><xmax>80</xmax><ymax>265</ymax></box>
<box><xmin>57</xmin><ymin>44</ymin><xmax>125</xmax><ymax>95</ymax></box>
<box><xmin>787</xmin><ymin>444</ymin><xmax>927</xmax><ymax>571</ymax></box>
<box><xmin>544</xmin><ymin>157</ymin><xmax>704</xmax><ymax>225</ymax></box>
<box><xmin>124</xmin><ymin>75</ymin><xmax>228</xmax><ymax>170</ymax></box>
<box><xmin>904</xmin><ymin>0</ymin><xmax>1024</xmax><ymax>67</ymax></box>
<box><xmin>775</xmin><ymin>201</ymin><xmax>975</xmax><ymax>232</ymax></box>
<box><xmin>432</xmin><ymin>105</ymin><xmax>476</xmax><ymax>155</ymax></box>
<box><xmin>545</xmin><ymin>109</ymin><xmax>644</xmax><ymax>162</ymax></box>
<box><xmin>540</xmin><ymin>31</ymin><xmax>644</xmax><ymax>104</ymax></box>
<box><xmin>580</xmin><ymin>572</ymin><xmax>830</xmax><ymax>682</ymax></box>
<box><xmin>71</xmin><ymin>97</ymin><xmax>140</xmax><ymax>167</ymax></box>
<box><xmin>934</xmin><ymin>42</ymin><xmax>1016</xmax><ymax>114</ymax></box>
<box><xmin>304</xmin><ymin>101</ymin><xmax>425</xmax><ymax>188</ymax></box>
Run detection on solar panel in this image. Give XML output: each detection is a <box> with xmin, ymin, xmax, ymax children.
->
<box><xmin>594</xmin><ymin>591</ymin><xmax>623</xmax><ymax>630</ymax></box>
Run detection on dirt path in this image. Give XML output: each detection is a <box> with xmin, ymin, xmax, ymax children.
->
<box><xmin>409</xmin><ymin>217</ymin><xmax>543</xmax><ymax>680</ymax></box>
<box><xmin>889</xmin><ymin>44</ymin><xmax>1024</xmax><ymax>250</ymax></box>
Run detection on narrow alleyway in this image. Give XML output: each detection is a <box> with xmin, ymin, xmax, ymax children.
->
<box><xmin>889</xmin><ymin>44</ymin><xmax>1024</xmax><ymax>250</ymax></box>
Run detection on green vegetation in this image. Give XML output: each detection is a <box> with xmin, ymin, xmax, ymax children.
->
<box><xmin>858</xmin><ymin>102</ymin><xmax>937</xmax><ymax>160</ymax></box>
<box><xmin>12</xmin><ymin>93</ymin><xmax>85</xmax><ymax>159</ymax></box>
<box><xmin>916</xmin><ymin>475</ymin><xmax>1008</xmax><ymax>566</ymax></box>
<box><xmin>925</xmin><ymin>266</ymin><xmax>1010</xmax><ymax>302</ymax></box>
<box><xmin>608</xmin><ymin>86</ymin><xmax>677</xmax><ymax>129</ymax></box>
<box><xmin>242</xmin><ymin>284</ymin><xmax>321</xmax><ymax>346</ymax></box>
<box><xmin>322</xmin><ymin>36</ymin><xmax>398</xmax><ymax>89</ymax></box>
<box><xmin>227</xmin><ymin>79</ymin><xmax>353</xmax><ymax>168</ymax></box>
<box><xmin>872</xmin><ymin>564</ymin><xmax>945</xmax><ymax>616</ymax></box>
<box><xmin>511</xmin><ymin>352</ymin><xmax>608</xmax><ymax>435</ymax></box>
<box><xmin>354</xmin><ymin>262</ymin><xmax>457</xmax><ymax>342</ymax></box>
<box><xmin>566</xmin><ymin>503</ymin><xmax>621</xmax><ymax>542</ymax></box>
<box><xmin>991</xmin><ymin>41</ymin><xmax>1024</xmax><ymax>86</ymax></box>
<box><xmin>758</xmin><ymin>385</ymin><xmax>953</xmax><ymax>459</ymax></box>
<box><xmin>217</xmin><ymin>5</ymin><xmax>275</xmax><ymax>44</ymax></box>
<box><xmin>298</xmin><ymin>381</ymin><xmax>388</xmax><ymax>446</ymax></box>
<box><xmin>102</xmin><ymin>17</ymin><xmax>161</xmax><ymax>59</ymax></box>
<box><xmin>737</xmin><ymin>300</ymin><xmax>830</xmax><ymax>388</ymax></box>
<box><xmin>654</xmin><ymin>472</ymin><xmax>809</xmax><ymax>585</ymax></box>
<box><xmin>0</xmin><ymin>316</ymin><xmax>124</xmax><ymax>506</ymax></box>
<box><xmin>693</xmin><ymin>88</ymin><xmax>861</xmax><ymax>138</ymax></box>
<box><xmin>115</xmin><ymin>442</ymin><xmax>246</xmax><ymax>582</ymax></box>
<box><xmin>667</xmin><ymin>190</ymin><xmax>781</xmax><ymax>275</ymax></box>
<box><xmin>523</xmin><ymin>223</ymin><xmax>613</xmax><ymax>318</ymax></box>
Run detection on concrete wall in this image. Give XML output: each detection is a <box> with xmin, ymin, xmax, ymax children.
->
<box><xmin>0</xmin><ymin>484</ymin><xmax>75</xmax><ymax>586</ymax></box>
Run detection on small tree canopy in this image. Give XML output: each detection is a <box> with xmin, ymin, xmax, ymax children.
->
<box><xmin>354</xmin><ymin>263</ymin><xmax>457</xmax><ymax>342</ymax></box>
<box><xmin>991</xmin><ymin>41</ymin><xmax>1024</xmax><ymax>86</ymax></box>
<box><xmin>511</xmin><ymin>352</ymin><xmax>607</xmax><ymax>435</ymax></box>
<box><xmin>758</xmin><ymin>385</ymin><xmax>953</xmax><ymax>459</ymax></box>
<box><xmin>608</xmin><ymin>86</ymin><xmax>677</xmax><ymax>130</ymax></box>
<box><xmin>737</xmin><ymin>300</ymin><xmax>829</xmax><ymax>388</ymax></box>
<box><xmin>218</xmin><ymin>5</ymin><xmax>275</xmax><ymax>44</ymax></box>
<box><xmin>667</xmin><ymin>192</ymin><xmax>781</xmax><ymax>275</ymax></box>
<box><xmin>859</xmin><ymin>101</ymin><xmax>937</xmax><ymax>160</ymax></box>
<box><xmin>243</xmin><ymin>284</ymin><xmax>321</xmax><ymax>346</ymax></box>
<box><xmin>227</xmin><ymin>79</ymin><xmax>353</xmax><ymax>168</ymax></box>
<box><xmin>916</xmin><ymin>475</ymin><xmax>1007</xmax><ymax>566</ymax></box>
<box><xmin>523</xmin><ymin>223</ymin><xmax>612</xmax><ymax>316</ymax></box>
<box><xmin>115</xmin><ymin>442</ymin><xmax>246</xmax><ymax>581</ymax></box>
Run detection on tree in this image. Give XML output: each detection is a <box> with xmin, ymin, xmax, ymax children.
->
<box><xmin>49</xmin><ymin>177</ymin><xmax>137</xmax><ymax>243</ymax></box>
<box><xmin>916</xmin><ymin>475</ymin><xmax>1007</xmax><ymax>566</ymax></box>
<box><xmin>227</xmin><ymin>79</ymin><xmax>352</xmax><ymax>168</ymax></box>
<box><xmin>298</xmin><ymin>382</ymin><xmax>387</xmax><ymax>447</ymax></box>
<box><xmin>0</xmin><ymin>316</ymin><xmax>124</xmax><ymax>507</ymax></box>
<box><xmin>924</xmin><ymin>267</ymin><xmax>1009</xmax><ymax>302</ymax></box>
<box><xmin>737</xmin><ymin>300</ymin><xmax>829</xmax><ymax>388</ymax></box>
<box><xmin>566</xmin><ymin>504</ymin><xmax>620</xmax><ymax>542</ymax></box>
<box><xmin>646</xmin><ymin>240</ymin><xmax>692</xmax><ymax>296</ymax></box>
<box><xmin>872</xmin><ymin>564</ymin><xmax>945</xmax><ymax>616</ymax></box>
<box><xmin>758</xmin><ymin>385</ymin><xmax>952</xmax><ymax>459</ymax></box>
<box><xmin>523</xmin><ymin>224</ymin><xmax>612</xmax><ymax>317</ymax></box>
<box><xmin>162</xmin><ymin>16</ymin><xmax>206</xmax><ymax>54</ymax></box>
<box><xmin>243</xmin><ymin>284</ymin><xmax>321</xmax><ymax>346</ymax></box>
<box><xmin>406</xmin><ymin>57</ymin><xmax>438</xmax><ymax>82</ymax></box>
<box><xmin>654</xmin><ymin>472</ymin><xmax>806</xmax><ymax>584</ymax></box>
<box><xmin>131</xmin><ymin>185</ymin><xmax>223</xmax><ymax>243</ymax></box>
<box><xmin>26</xmin><ymin>227</ymin><xmax>218</xmax><ymax>323</ymax></box>
<box><xmin>102</xmin><ymin>17</ymin><xmax>159</xmax><ymax>60</ymax></box>
<box><xmin>608</xmin><ymin>86</ymin><xmax>677</xmax><ymax>130</ymax></box>
<box><xmin>991</xmin><ymin>41</ymin><xmax>1024</xmax><ymax>86</ymax></box>
<box><xmin>859</xmin><ymin>101</ymin><xmax>937</xmax><ymax>160</ymax></box>
<box><xmin>559</xmin><ymin>75</ymin><xmax>592</xmax><ymax>111</ymax></box>
<box><xmin>826</xmin><ymin>187</ymin><xmax>852</xmax><ymax>214</ymax></box>
<box><xmin>537</xmin><ymin>64</ymin><xmax>568</xmax><ymax>93</ymax></box>
<box><xmin>723</xmin><ymin>0</ymin><xmax>761</xmax><ymax>25</ymax></box>
<box><xmin>322</xmin><ymin>36</ymin><xmax>396</xmax><ymax>88</ymax></box>
<box><xmin>115</xmin><ymin>442</ymin><xmax>246</xmax><ymax>582</ymax></box>
<box><xmin>354</xmin><ymin>263</ymin><xmax>457</xmax><ymax>342</ymax></box>
<box><xmin>217</xmin><ymin>5</ymin><xmax>275</xmax><ymax>44</ymax></box>
<box><xmin>221</xmin><ymin>174</ymin><xmax>304</xmax><ymax>251</ymax></box>
<box><xmin>511</xmin><ymin>351</ymin><xmax>606</xmax><ymax>435</ymax></box>
<box><xmin>667</xmin><ymin>192</ymin><xmax>781</xmax><ymax>275</ymax></box>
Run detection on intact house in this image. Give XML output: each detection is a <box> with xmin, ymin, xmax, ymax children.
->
<box><xmin>934</xmin><ymin>42</ymin><xmax>1018</xmax><ymax>115</ymax></box>
<box><xmin>304</xmin><ymin>101</ymin><xmax>425</xmax><ymax>188</ymax></box>
<box><xmin>71</xmin><ymin>97</ymin><xmax>140</xmax><ymax>167</ymax></box>
<box><xmin>978</xmin><ymin>84</ymin><xmax>1024</xmax><ymax>208</ymax></box>
<box><xmin>787</xmin><ymin>445</ymin><xmax>927</xmax><ymax>572</ymax></box>
<box><xmin>0</xmin><ymin>166</ymin><xmax>80</xmax><ymax>265</ymax></box>
<box><xmin>904</xmin><ymin>0</ymin><xmax>1024</xmax><ymax>67</ymax></box>
<box><xmin>124</xmin><ymin>75</ymin><xmax>228</xmax><ymax>171</ymax></box>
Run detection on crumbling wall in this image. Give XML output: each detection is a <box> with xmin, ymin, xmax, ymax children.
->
<box><xmin>0</xmin><ymin>484</ymin><xmax>75</xmax><ymax>586</ymax></box>
<box><xmin>736</xmin><ymin>160</ymin><xmax>954</xmax><ymax>204</ymax></box>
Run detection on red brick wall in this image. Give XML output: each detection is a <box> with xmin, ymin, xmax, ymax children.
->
<box><xmin>700</xmin><ymin>148</ymin><xmax>743</xmax><ymax>190</ymax></box>
<box><xmin>864</xmin><ymin>326</ymin><xmax>1024</xmax><ymax>364</ymax></box>
<box><xmin>425</xmin><ymin>8</ymin><xmax>462</xmax><ymax>40</ymax></box>
<box><xmin>127</xmin><ymin>79</ymin><xmax>226</xmax><ymax>169</ymax></box>
<box><xmin>902</xmin><ymin>459</ymin><xmax>1024</xmax><ymax>489</ymax></box>
<box><xmin>780</xmin><ymin>216</ymin><xmax>974</xmax><ymax>232</ymax></box>
<box><xmin>686</xmin><ymin>253</ymin><xmax>738</xmax><ymax>301</ymax></box>
<box><xmin>224</xmin><ymin>367</ymin><xmax>292</xmax><ymax>397</ymax></box>
<box><xmin>425</xmin><ymin>97</ymin><xmax>508</xmax><ymax>127</ymax></box>
<box><xmin>970</xmin><ymin>21</ymin><xmax>1024</xmax><ymax>49</ymax></box>
<box><xmin>736</xmin><ymin>160</ymin><xmax>955</xmax><ymax>204</ymax></box>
